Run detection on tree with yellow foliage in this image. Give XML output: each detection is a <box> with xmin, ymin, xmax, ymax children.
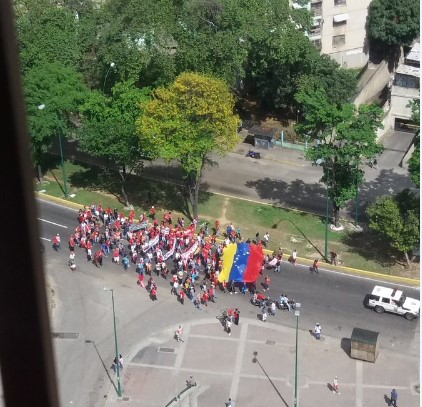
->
<box><xmin>137</xmin><ymin>72</ymin><xmax>240</xmax><ymax>219</ymax></box>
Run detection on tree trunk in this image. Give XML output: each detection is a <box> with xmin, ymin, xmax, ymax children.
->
<box><xmin>119</xmin><ymin>165</ymin><xmax>130</xmax><ymax>208</ymax></box>
<box><xmin>404</xmin><ymin>251</ymin><xmax>411</xmax><ymax>268</ymax></box>
<box><xmin>37</xmin><ymin>164</ymin><xmax>44</xmax><ymax>183</ymax></box>
<box><xmin>334</xmin><ymin>204</ymin><xmax>340</xmax><ymax>228</ymax></box>
<box><xmin>187</xmin><ymin>167</ymin><xmax>202</xmax><ymax>221</ymax></box>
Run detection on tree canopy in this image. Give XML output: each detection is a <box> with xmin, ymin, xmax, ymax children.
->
<box><xmin>367</xmin><ymin>189</ymin><xmax>420</xmax><ymax>267</ymax></box>
<box><xmin>367</xmin><ymin>0</ymin><xmax>420</xmax><ymax>47</ymax></box>
<box><xmin>136</xmin><ymin>72</ymin><xmax>240</xmax><ymax>219</ymax></box>
<box><xmin>296</xmin><ymin>79</ymin><xmax>383</xmax><ymax>226</ymax></box>
<box><xmin>78</xmin><ymin>81</ymin><xmax>152</xmax><ymax>206</ymax></box>
<box><xmin>24</xmin><ymin>61</ymin><xmax>89</xmax><ymax>174</ymax></box>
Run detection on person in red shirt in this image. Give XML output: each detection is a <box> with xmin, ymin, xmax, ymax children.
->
<box><xmin>179</xmin><ymin>288</ymin><xmax>185</xmax><ymax>305</ymax></box>
<box><xmin>202</xmin><ymin>291</ymin><xmax>209</xmax><ymax>307</ymax></box>
<box><xmin>93</xmin><ymin>250</ymin><xmax>103</xmax><ymax>267</ymax></box>
<box><xmin>208</xmin><ymin>285</ymin><xmax>215</xmax><ymax>303</ymax></box>
<box><xmin>263</xmin><ymin>276</ymin><xmax>271</xmax><ymax>291</ymax></box>
<box><xmin>312</xmin><ymin>259</ymin><xmax>319</xmax><ymax>274</ymax></box>
<box><xmin>150</xmin><ymin>285</ymin><xmax>157</xmax><ymax>301</ymax></box>
<box><xmin>53</xmin><ymin>234</ymin><xmax>61</xmax><ymax>251</ymax></box>
<box><xmin>138</xmin><ymin>273</ymin><xmax>145</xmax><ymax>288</ymax></box>
<box><xmin>150</xmin><ymin>206</ymin><xmax>156</xmax><ymax>219</ymax></box>
<box><xmin>215</xmin><ymin>219</ymin><xmax>220</xmax><ymax>235</ymax></box>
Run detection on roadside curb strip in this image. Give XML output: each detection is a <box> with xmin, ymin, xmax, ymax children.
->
<box><xmin>36</xmin><ymin>192</ymin><xmax>420</xmax><ymax>287</ymax></box>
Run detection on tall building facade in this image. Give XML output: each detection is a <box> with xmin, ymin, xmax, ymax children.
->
<box><xmin>293</xmin><ymin>0</ymin><xmax>372</xmax><ymax>68</ymax></box>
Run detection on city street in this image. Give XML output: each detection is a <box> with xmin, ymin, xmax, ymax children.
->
<box><xmin>142</xmin><ymin>130</ymin><xmax>415</xmax><ymax>221</ymax></box>
<box><xmin>37</xmin><ymin>198</ymin><xmax>420</xmax><ymax>406</ymax></box>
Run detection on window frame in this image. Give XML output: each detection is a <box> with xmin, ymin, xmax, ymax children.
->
<box><xmin>332</xmin><ymin>34</ymin><xmax>345</xmax><ymax>47</ymax></box>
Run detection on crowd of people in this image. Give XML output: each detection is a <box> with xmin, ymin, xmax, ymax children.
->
<box><xmin>58</xmin><ymin>204</ymin><xmax>299</xmax><ymax>337</ymax></box>
<box><xmin>60</xmin><ymin>204</ymin><xmax>272</xmax><ymax>303</ymax></box>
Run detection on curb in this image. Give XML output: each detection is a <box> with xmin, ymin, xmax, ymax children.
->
<box><xmin>258</xmin><ymin>245</ymin><xmax>419</xmax><ymax>287</ymax></box>
<box><xmin>36</xmin><ymin>192</ymin><xmax>420</xmax><ymax>287</ymax></box>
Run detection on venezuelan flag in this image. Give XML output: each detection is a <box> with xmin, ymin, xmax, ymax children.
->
<box><xmin>218</xmin><ymin>242</ymin><xmax>264</xmax><ymax>283</ymax></box>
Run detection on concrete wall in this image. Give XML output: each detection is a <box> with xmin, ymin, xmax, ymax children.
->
<box><xmin>354</xmin><ymin>60</ymin><xmax>391</xmax><ymax>106</ymax></box>
<box><xmin>376</xmin><ymin>105</ymin><xmax>394</xmax><ymax>141</ymax></box>
<box><xmin>390</xmin><ymin>86</ymin><xmax>420</xmax><ymax>120</ymax></box>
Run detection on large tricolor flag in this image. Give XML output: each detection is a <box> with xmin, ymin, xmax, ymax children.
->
<box><xmin>218</xmin><ymin>242</ymin><xmax>264</xmax><ymax>283</ymax></box>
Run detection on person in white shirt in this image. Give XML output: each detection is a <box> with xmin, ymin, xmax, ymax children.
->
<box><xmin>314</xmin><ymin>322</ymin><xmax>321</xmax><ymax>340</ymax></box>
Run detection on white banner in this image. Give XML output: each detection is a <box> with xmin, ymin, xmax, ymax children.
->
<box><xmin>141</xmin><ymin>235</ymin><xmax>160</xmax><ymax>252</ymax></box>
<box><xmin>163</xmin><ymin>239</ymin><xmax>177</xmax><ymax>261</ymax></box>
<box><xmin>181</xmin><ymin>242</ymin><xmax>199</xmax><ymax>262</ymax></box>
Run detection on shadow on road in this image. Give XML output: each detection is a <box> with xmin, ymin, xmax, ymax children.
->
<box><xmin>85</xmin><ymin>340</ymin><xmax>118</xmax><ymax>396</ymax></box>
<box><xmin>340</xmin><ymin>338</ymin><xmax>351</xmax><ymax>357</ymax></box>
<box><xmin>253</xmin><ymin>354</ymin><xmax>290</xmax><ymax>407</ymax></box>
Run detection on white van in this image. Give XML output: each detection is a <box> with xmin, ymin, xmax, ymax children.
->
<box><xmin>367</xmin><ymin>285</ymin><xmax>420</xmax><ymax>320</ymax></box>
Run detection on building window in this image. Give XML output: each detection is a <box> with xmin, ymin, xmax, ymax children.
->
<box><xmin>333</xmin><ymin>14</ymin><xmax>349</xmax><ymax>26</ymax></box>
<box><xmin>332</xmin><ymin>34</ymin><xmax>345</xmax><ymax>47</ymax></box>
<box><xmin>312</xmin><ymin>39</ymin><xmax>322</xmax><ymax>50</ymax></box>
<box><xmin>334</xmin><ymin>0</ymin><xmax>346</xmax><ymax>5</ymax></box>
<box><xmin>311</xmin><ymin>2</ymin><xmax>322</xmax><ymax>17</ymax></box>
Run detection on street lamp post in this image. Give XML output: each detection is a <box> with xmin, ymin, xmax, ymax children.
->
<box><xmin>38</xmin><ymin>104</ymin><xmax>68</xmax><ymax>198</ymax></box>
<box><xmin>294</xmin><ymin>303</ymin><xmax>301</xmax><ymax>407</ymax></box>
<box><xmin>103</xmin><ymin>62</ymin><xmax>116</xmax><ymax>94</ymax></box>
<box><xmin>104</xmin><ymin>288</ymin><xmax>122</xmax><ymax>397</ymax></box>
<box><xmin>324</xmin><ymin>168</ymin><xmax>329</xmax><ymax>260</ymax></box>
<box><xmin>316</xmin><ymin>158</ymin><xmax>330</xmax><ymax>260</ymax></box>
<box><xmin>354</xmin><ymin>164</ymin><xmax>359</xmax><ymax>226</ymax></box>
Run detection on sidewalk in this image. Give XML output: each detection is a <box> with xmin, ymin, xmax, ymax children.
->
<box><xmin>104</xmin><ymin>318</ymin><xmax>420</xmax><ymax>406</ymax></box>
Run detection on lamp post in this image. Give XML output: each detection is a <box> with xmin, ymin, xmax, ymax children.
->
<box><xmin>103</xmin><ymin>288</ymin><xmax>122</xmax><ymax>397</ymax></box>
<box><xmin>324</xmin><ymin>168</ymin><xmax>329</xmax><ymax>260</ymax></box>
<box><xmin>294</xmin><ymin>303</ymin><xmax>301</xmax><ymax>407</ymax></box>
<box><xmin>316</xmin><ymin>158</ymin><xmax>330</xmax><ymax>260</ymax></box>
<box><xmin>38</xmin><ymin>104</ymin><xmax>68</xmax><ymax>198</ymax></box>
<box><xmin>103</xmin><ymin>62</ymin><xmax>116</xmax><ymax>93</ymax></box>
<box><xmin>354</xmin><ymin>163</ymin><xmax>359</xmax><ymax>226</ymax></box>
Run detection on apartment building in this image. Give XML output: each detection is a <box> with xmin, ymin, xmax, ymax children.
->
<box><xmin>390</xmin><ymin>42</ymin><xmax>420</xmax><ymax>124</ymax></box>
<box><xmin>293</xmin><ymin>0</ymin><xmax>371</xmax><ymax>68</ymax></box>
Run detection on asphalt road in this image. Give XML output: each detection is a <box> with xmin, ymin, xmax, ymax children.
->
<box><xmin>142</xmin><ymin>130</ymin><xmax>414</xmax><ymax>220</ymax></box>
<box><xmin>37</xmin><ymin>199</ymin><xmax>420</xmax><ymax>406</ymax></box>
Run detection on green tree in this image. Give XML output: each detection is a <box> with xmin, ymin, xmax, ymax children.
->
<box><xmin>15</xmin><ymin>0</ymin><xmax>83</xmax><ymax>73</ymax></box>
<box><xmin>24</xmin><ymin>62</ymin><xmax>89</xmax><ymax>181</ymax></box>
<box><xmin>407</xmin><ymin>99</ymin><xmax>420</xmax><ymax>187</ymax></box>
<box><xmin>245</xmin><ymin>25</ymin><xmax>357</xmax><ymax>112</ymax></box>
<box><xmin>367</xmin><ymin>0</ymin><xmax>420</xmax><ymax>47</ymax></box>
<box><xmin>78</xmin><ymin>81</ymin><xmax>151</xmax><ymax>207</ymax></box>
<box><xmin>367</xmin><ymin>189</ymin><xmax>420</xmax><ymax>267</ymax></box>
<box><xmin>296</xmin><ymin>79</ymin><xmax>383</xmax><ymax>227</ymax></box>
<box><xmin>136</xmin><ymin>72</ymin><xmax>240</xmax><ymax>219</ymax></box>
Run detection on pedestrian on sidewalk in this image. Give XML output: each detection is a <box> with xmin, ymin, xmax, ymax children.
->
<box><xmin>225</xmin><ymin>397</ymin><xmax>232</xmax><ymax>407</ymax></box>
<box><xmin>332</xmin><ymin>376</ymin><xmax>340</xmax><ymax>394</ymax></box>
<box><xmin>314</xmin><ymin>323</ymin><xmax>322</xmax><ymax>340</ymax></box>
<box><xmin>390</xmin><ymin>388</ymin><xmax>398</xmax><ymax>407</ymax></box>
<box><xmin>179</xmin><ymin>288</ymin><xmax>185</xmax><ymax>305</ymax></box>
<box><xmin>175</xmin><ymin>325</ymin><xmax>184</xmax><ymax>342</ymax></box>
<box><xmin>225</xmin><ymin>318</ymin><xmax>232</xmax><ymax>336</ymax></box>
<box><xmin>234</xmin><ymin>308</ymin><xmax>240</xmax><ymax>325</ymax></box>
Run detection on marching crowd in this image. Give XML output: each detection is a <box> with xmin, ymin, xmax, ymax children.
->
<box><xmin>54</xmin><ymin>203</ymin><xmax>300</xmax><ymax>335</ymax></box>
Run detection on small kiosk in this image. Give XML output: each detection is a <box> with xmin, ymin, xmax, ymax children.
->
<box><xmin>350</xmin><ymin>328</ymin><xmax>379</xmax><ymax>363</ymax></box>
<box><xmin>247</xmin><ymin>125</ymin><xmax>277</xmax><ymax>149</ymax></box>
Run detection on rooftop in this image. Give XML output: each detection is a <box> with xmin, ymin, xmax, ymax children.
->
<box><xmin>406</xmin><ymin>42</ymin><xmax>420</xmax><ymax>64</ymax></box>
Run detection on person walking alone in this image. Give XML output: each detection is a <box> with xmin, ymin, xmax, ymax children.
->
<box><xmin>332</xmin><ymin>376</ymin><xmax>340</xmax><ymax>394</ymax></box>
<box><xmin>390</xmin><ymin>388</ymin><xmax>398</xmax><ymax>407</ymax></box>
<box><xmin>314</xmin><ymin>322</ymin><xmax>322</xmax><ymax>340</ymax></box>
<box><xmin>291</xmin><ymin>249</ymin><xmax>297</xmax><ymax>265</ymax></box>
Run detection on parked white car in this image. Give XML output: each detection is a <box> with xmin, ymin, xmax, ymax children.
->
<box><xmin>367</xmin><ymin>285</ymin><xmax>420</xmax><ymax>320</ymax></box>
